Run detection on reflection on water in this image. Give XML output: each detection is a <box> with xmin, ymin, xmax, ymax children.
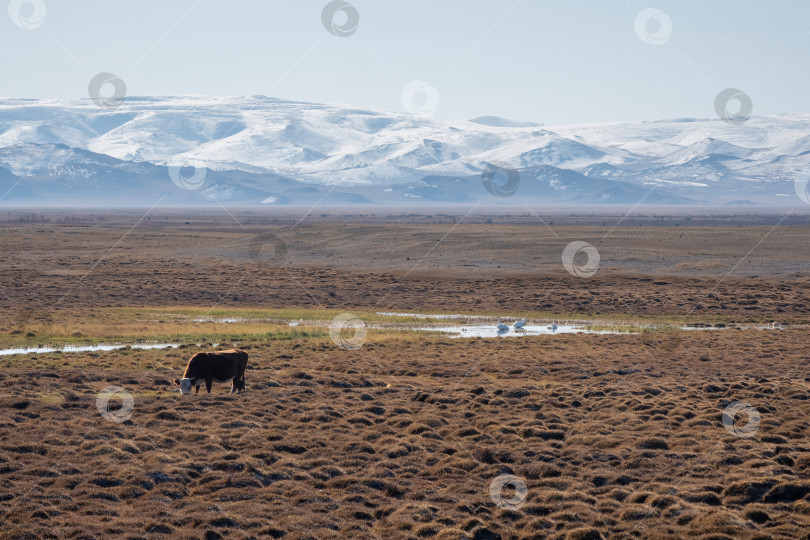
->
<box><xmin>417</xmin><ymin>324</ymin><xmax>625</xmax><ymax>339</ymax></box>
<box><xmin>0</xmin><ymin>343</ymin><xmax>182</xmax><ymax>357</ymax></box>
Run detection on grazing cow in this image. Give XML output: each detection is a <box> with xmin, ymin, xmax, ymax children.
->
<box><xmin>174</xmin><ymin>349</ymin><xmax>248</xmax><ymax>394</ymax></box>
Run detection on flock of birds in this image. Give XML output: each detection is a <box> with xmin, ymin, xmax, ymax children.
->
<box><xmin>496</xmin><ymin>318</ymin><xmax>557</xmax><ymax>333</ymax></box>
<box><xmin>493</xmin><ymin>319</ymin><xmax>782</xmax><ymax>334</ymax></box>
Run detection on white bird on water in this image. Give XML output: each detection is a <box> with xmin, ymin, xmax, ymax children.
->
<box><xmin>513</xmin><ymin>319</ymin><xmax>526</xmax><ymax>330</ymax></box>
<box><xmin>496</xmin><ymin>318</ymin><xmax>510</xmax><ymax>332</ymax></box>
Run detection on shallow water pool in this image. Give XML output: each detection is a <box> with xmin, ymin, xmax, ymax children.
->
<box><xmin>416</xmin><ymin>324</ymin><xmax>625</xmax><ymax>338</ymax></box>
<box><xmin>0</xmin><ymin>343</ymin><xmax>182</xmax><ymax>357</ymax></box>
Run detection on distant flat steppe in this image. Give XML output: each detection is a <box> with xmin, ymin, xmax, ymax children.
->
<box><xmin>1</xmin><ymin>210</ymin><xmax>809</xmax><ymax>321</ymax></box>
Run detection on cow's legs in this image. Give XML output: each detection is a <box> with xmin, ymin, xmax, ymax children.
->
<box><xmin>195</xmin><ymin>385</ymin><xmax>200</xmax><ymax>394</ymax></box>
<box><xmin>205</xmin><ymin>379</ymin><xmax>213</xmax><ymax>393</ymax></box>
<box><xmin>230</xmin><ymin>380</ymin><xmax>236</xmax><ymax>394</ymax></box>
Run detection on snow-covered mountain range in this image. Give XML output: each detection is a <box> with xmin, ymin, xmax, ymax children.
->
<box><xmin>0</xmin><ymin>95</ymin><xmax>808</xmax><ymax>206</ymax></box>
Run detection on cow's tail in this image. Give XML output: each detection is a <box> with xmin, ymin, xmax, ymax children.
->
<box><xmin>240</xmin><ymin>351</ymin><xmax>248</xmax><ymax>392</ymax></box>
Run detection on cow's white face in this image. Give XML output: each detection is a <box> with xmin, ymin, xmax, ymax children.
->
<box><xmin>177</xmin><ymin>378</ymin><xmax>195</xmax><ymax>394</ymax></box>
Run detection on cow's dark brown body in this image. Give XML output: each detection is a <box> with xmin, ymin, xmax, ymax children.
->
<box><xmin>174</xmin><ymin>349</ymin><xmax>248</xmax><ymax>394</ymax></box>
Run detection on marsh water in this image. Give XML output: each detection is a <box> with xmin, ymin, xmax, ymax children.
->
<box><xmin>0</xmin><ymin>312</ymin><xmax>783</xmax><ymax>355</ymax></box>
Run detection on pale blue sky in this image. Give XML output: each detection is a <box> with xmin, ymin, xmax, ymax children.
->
<box><xmin>1</xmin><ymin>0</ymin><xmax>808</xmax><ymax>124</ymax></box>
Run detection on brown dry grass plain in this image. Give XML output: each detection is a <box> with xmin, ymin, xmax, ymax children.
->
<box><xmin>1</xmin><ymin>210</ymin><xmax>809</xmax><ymax>539</ymax></box>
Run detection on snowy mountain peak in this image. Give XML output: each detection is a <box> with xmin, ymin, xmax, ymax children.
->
<box><xmin>0</xmin><ymin>96</ymin><xmax>808</xmax><ymax>205</ymax></box>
